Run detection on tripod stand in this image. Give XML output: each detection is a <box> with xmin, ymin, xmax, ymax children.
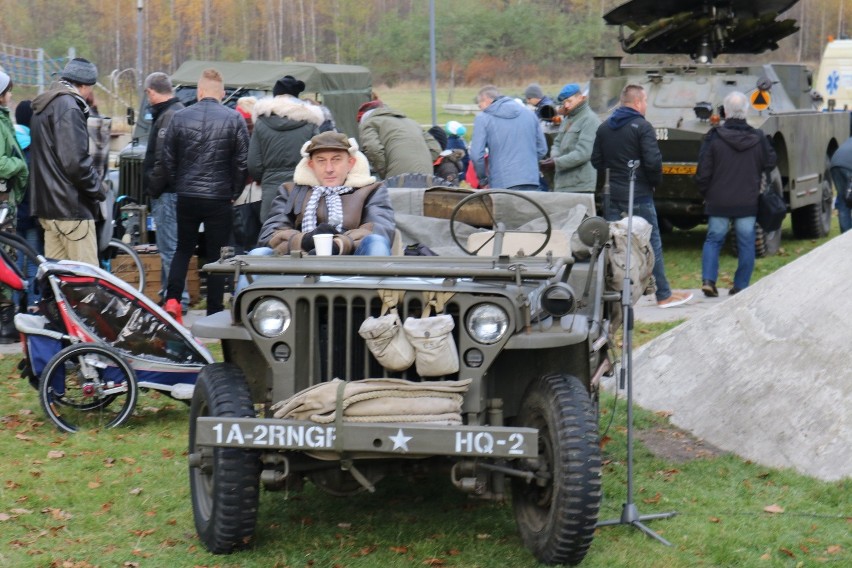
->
<box><xmin>597</xmin><ymin>160</ymin><xmax>677</xmax><ymax>545</ymax></box>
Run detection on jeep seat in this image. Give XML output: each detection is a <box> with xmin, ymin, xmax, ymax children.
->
<box><xmin>467</xmin><ymin>230</ymin><xmax>570</xmax><ymax>257</ymax></box>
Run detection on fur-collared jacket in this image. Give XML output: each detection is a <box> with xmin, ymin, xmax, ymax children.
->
<box><xmin>248</xmin><ymin>95</ymin><xmax>323</xmax><ymax>195</ymax></box>
<box><xmin>258</xmin><ymin>149</ymin><xmax>395</xmax><ymax>255</ymax></box>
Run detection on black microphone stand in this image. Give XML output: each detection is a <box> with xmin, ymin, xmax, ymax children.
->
<box><xmin>597</xmin><ymin>160</ymin><xmax>677</xmax><ymax>545</ymax></box>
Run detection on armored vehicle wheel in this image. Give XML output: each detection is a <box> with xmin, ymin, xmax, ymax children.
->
<box><xmin>791</xmin><ymin>160</ymin><xmax>832</xmax><ymax>239</ymax></box>
<box><xmin>450</xmin><ymin>190</ymin><xmax>552</xmax><ymax>256</ymax></box>
<box><xmin>189</xmin><ymin>363</ymin><xmax>261</xmax><ymax>554</ymax></box>
<box><xmin>39</xmin><ymin>343</ymin><xmax>138</xmax><ymax>433</ymax></box>
<box><xmin>512</xmin><ymin>374</ymin><xmax>601</xmax><ymax>566</ymax></box>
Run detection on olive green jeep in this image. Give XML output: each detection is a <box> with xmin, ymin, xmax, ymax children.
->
<box><xmin>188</xmin><ymin>189</ymin><xmax>620</xmax><ymax>566</ymax></box>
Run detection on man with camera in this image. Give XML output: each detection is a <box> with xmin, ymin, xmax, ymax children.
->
<box><xmin>549</xmin><ymin>83</ymin><xmax>600</xmax><ymax>193</ymax></box>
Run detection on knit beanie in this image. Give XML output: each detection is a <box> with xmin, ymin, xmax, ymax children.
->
<box><xmin>61</xmin><ymin>58</ymin><xmax>98</xmax><ymax>86</ymax></box>
<box><xmin>524</xmin><ymin>83</ymin><xmax>544</xmax><ymax>100</ymax></box>
<box><xmin>273</xmin><ymin>75</ymin><xmax>306</xmax><ymax>97</ymax></box>
<box><xmin>15</xmin><ymin>100</ymin><xmax>33</xmax><ymax>126</ymax></box>
<box><xmin>0</xmin><ymin>71</ymin><xmax>10</xmax><ymax>96</ymax></box>
<box><xmin>445</xmin><ymin>120</ymin><xmax>466</xmax><ymax>137</ymax></box>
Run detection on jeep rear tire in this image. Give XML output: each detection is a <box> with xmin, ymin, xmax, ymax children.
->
<box><xmin>512</xmin><ymin>374</ymin><xmax>601</xmax><ymax>566</ymax></box>
<box><xmin>189</xmin><ymin>363</ymin><xmax>261</xmax><ymax>554</ymax></box>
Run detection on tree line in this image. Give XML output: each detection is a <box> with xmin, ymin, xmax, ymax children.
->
<box><xmin>0</xmin><ymin>0</ymin><xmax>847</xmax><ymax>87</ymax></box>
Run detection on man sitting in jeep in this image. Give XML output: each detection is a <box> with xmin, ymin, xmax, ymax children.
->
<box><xmin>257</xmin><ymin>131</ymin><xmax>395</xmax><ymax>256</ymax></box>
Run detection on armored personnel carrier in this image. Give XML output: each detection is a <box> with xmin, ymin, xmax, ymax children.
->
<box><xmin>589</xmin><ymin>0</ymin><xmax>849</xmax><ymax>255</ymax></box>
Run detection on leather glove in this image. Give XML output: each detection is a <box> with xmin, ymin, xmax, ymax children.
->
<box><xmin>301</xmin><ymin>223</ymin><xmax>339</xmax><ymax>252</ymax></box>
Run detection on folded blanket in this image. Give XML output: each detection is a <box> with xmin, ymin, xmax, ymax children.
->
<box><xmin>271</xmin><ymin>378</ymin><xmax>472</xmax><ymax>425</ymax></box>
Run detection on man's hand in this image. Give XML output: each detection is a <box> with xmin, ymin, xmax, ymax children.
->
<box><xmin>539</xmin><ymin>158</ymin><xmax>555</xmax><ymax>171</ymax></box>
<box><xmin>301</xmin><ymin>223</ymin><xmax>340</xmax><ymax>251</ymax></box>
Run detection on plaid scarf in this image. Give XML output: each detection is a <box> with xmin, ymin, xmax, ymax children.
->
<box><xmin>302</xmin><ymin>185</ymin><xmax>354</xmax><ymax>233</ymax></box>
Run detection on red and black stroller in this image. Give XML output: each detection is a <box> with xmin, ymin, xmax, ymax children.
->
<box><xmin>0</xmin><ymin>209</ymin><xmax>213</xmax><ymax>433</ymax></box>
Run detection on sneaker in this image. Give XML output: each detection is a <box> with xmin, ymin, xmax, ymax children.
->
<box><xmin>657</xmin><ymin>291</ymin><xmax>693</xmax><ymax>309</ymax></box>
<box><xmin>164</xmin><ymin>298</ymin><xmax>184</xmax><ymax>324</ymax></box>
<box><xmin>701</xmin><ymin>280</ymin><xmax>718</xmax><ymax>298</ymax></box>
<box><xmin>729</xmin><ymin>287</ymin><xmax>743</xmax><ymax>296</ymax></box>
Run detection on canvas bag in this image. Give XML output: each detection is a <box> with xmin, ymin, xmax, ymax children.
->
<box><xmin>607</xmin><ymin>216</ymin><xmax>656</xmax><ymax>305</ymax></box>
<box><xmin>404</xmin><ymin>314</ymin><xmax>459</xmax><ymax>377</ymax></box>
<box><xmin>358</xmin><ymin>309</ymin><xmax>415</xmax><ymax>371</ymax></box>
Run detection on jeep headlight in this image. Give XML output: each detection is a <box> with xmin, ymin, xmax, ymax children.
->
<box><xmin>250</xmin><ymin>298</ymin><xmax>291</xmax><ymax>337</ymax></box>
<box><xmin>466</xmin><ymin>304</ymin><xmax>509</xmax><ymax>345</ymax></box>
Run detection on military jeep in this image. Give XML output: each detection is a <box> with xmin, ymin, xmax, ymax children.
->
<box><xmin>188</xmin><ymin>189</ymin><xmax>620</xmax><ymax>566</ymax></box>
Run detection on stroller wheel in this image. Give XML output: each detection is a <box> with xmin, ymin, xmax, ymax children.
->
<box><xmin>38</xmin><ymin>343</ymin><xmax>138</xmax><ymax>434</ymax></box>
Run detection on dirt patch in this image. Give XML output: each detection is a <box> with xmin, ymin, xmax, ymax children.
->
<box><xmin>636</xmin><ymin>425</ymin><xmax>726</xmax><ymax>463</ymax></box>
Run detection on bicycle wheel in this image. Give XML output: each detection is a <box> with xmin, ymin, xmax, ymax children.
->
<box><xmin>102</xmin><ymin>239</ymin><xmax>146</xmax><ymax>292</ymax></box>
<box><xmin>39</xmin><ymin>343</ymin><xmax>138</xmax><ymax>433</ymax></box>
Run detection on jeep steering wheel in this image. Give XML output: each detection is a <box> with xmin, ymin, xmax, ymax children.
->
<box><xmin>449</xmin><ymin>190</ymin><xmax>552</xmax><ymax>256</ymax></box>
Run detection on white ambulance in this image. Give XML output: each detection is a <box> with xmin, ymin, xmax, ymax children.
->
<box><xmin>815</xmin><ymin>39</ymin><xmax>852</xmax><ymax>111</ymax></box>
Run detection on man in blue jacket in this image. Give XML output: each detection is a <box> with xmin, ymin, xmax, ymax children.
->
<box><xmin>470</xmin><ymin>85</ymin><xmax>546</xmax><ymax>191</ymax></box>
<box><xmin>592</xmin><ymin>84</ymin><xmax>692</xmax><ymax>309</ymax></box>
<box><xmin>161</xmin><ymin>68</ymin><xmax>249</xmax><ymax>320</ymax></box>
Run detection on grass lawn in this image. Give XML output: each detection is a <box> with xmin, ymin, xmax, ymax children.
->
<box><xmin>0</xmin><ymin>344</ymin><xmax>848</xmax><ymax>567</ymax></box>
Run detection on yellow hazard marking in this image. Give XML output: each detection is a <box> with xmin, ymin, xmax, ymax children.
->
<box><xmin>662</xmin><ymin>164</ymin><xmax>697</xmax><ymax>175</ymax></box>
<box><xmin>751</xmin><ymin>90</ymin><xmax>771</xmax><ymax>111</ymax></box>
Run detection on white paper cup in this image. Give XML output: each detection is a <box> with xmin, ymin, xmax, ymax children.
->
<box><xmin>314</xmin><ymin>233</ymin><xmax>334</xmax><ymax>256</ymax></box>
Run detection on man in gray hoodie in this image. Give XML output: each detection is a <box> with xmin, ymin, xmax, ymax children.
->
<box><xmin>470</xmin><ymin>85</ymin><xmax>547</xmax><ymax>191</ymax></box>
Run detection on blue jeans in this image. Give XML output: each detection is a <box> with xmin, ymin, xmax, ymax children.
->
<box><xmin>151</xmin><ymin>193</ymin><xmax>190</xmax><ymax>307</ymax></box>
<box><xmin>508</xmin><ymin>184</ymin><xmax>540</xmax><ymax>192</ymax></box>
<box><xmin>354</xmin><ymin>234</ymin><xmax>391</xmax><ymax>256</ymax></box>
<box><xmin>606</xmin><ymin>197</ymin><xmax>671</xmax><ymax>302</ymax></box>
<box><xmin>702</xmin><ymin>216</ymin><xmax>756</xmax><ymax>290</ymax></box>
<box><xmin>830</xmin><ymin>166</ymin><xmax>852</xmax><ymax>233</ymax></box>
<box><xmin>13</xmin><ymin>226</ymin><xmax>43</xmax><ymax>309</ymax></box>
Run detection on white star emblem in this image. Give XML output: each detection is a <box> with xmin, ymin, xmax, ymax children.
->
<box><xmin>388</xmin><ymin>428</ymin><xmax>412</xmax><ymax>452</ymax></box>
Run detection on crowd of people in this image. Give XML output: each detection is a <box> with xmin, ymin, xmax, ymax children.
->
<box><xmin>7</xmin><ymin>59</ymin><xmax>825</xmax><ymax>331</ymax></box>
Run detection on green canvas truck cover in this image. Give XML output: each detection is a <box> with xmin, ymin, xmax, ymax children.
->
<box><xmin>171</xmin><ymin>60</ymin><xmax>372</xmax><ymax>140</ymax></box>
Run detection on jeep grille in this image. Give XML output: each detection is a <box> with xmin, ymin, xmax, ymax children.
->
<box><xmin>290</xmin><ymin>292</ymin><xmax>461</xmax><ymax>389</ymax></box>
<box><xmin>118</xmin><ymin>155</ymin><xmax>146</xmax><ymax>205</ymax></box>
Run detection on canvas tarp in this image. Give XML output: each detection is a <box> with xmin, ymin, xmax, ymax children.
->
<box><xmin>170</xmin><ymin>60</ymin><xmax>372</xmax><ymax>139</ymax></box>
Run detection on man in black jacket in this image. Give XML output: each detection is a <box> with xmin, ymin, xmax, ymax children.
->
<box><xmin>696</xmin><ymin>91</ymin><xmax>777</xmax><ymax>296</ymax></box>
<box><xmin>142</xmin><ymin>72</ymin><xmax>185</xmax><ymax>307</ymax></box>
<box><xmin>592</xmin><ymin>84</ymin><xmax>692</xmax><ymax>309</ymax></box>
<box><xmin>161</xmin><ymin>68</ymin><xmax>249</xmax><ymax>319</ymax></box>
<box><xmin>30</xmin><ymin>58</ymin><xmax>104</xmax><ymax>265</ymax></box>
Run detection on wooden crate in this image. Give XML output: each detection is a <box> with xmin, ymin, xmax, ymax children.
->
<box><xmin>110</xmin><ymin>253</ymin><xmax>200</xmax><ymax>304</ymax></box>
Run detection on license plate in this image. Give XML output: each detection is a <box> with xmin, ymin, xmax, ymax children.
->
<box><xmin>662</xmin><ymin>164</ymin><xmax>697</xmax><ymax>175</ymax></box>
<box><xmin>195</xmin><ymin>417</ymin><xmax>538</xmax><ymax>458</ymax></box>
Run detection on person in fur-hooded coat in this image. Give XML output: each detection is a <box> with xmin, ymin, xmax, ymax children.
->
<box><xmin>258</xmin><ymin>131</ymin><xmax>395</xmax><ymax>256</ymax></box>
<box><xmin>248</xmin><ymin>77</ymin><xmax>325</xmax><ymax>221</ymax></box>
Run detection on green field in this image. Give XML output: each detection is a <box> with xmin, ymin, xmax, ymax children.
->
<box><xmin>0</xmin><ymin>352</ymin><xmax>848</xmax><ymax>567</ymax></box>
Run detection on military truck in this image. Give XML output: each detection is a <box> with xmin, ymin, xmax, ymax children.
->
<box><xmin>117</xmin><ymin>60</ymin><xmax>372</xmax><ymax>205</ymax></box>
<box><xmin>589</xmin><ymin>0</ymin><xmax>850</xmax><ymax>255</ymax></box>
<box><xmin>187</xmin><ymin>189</ymin><xmax>624</xmax><ymax>565</ymax></box>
